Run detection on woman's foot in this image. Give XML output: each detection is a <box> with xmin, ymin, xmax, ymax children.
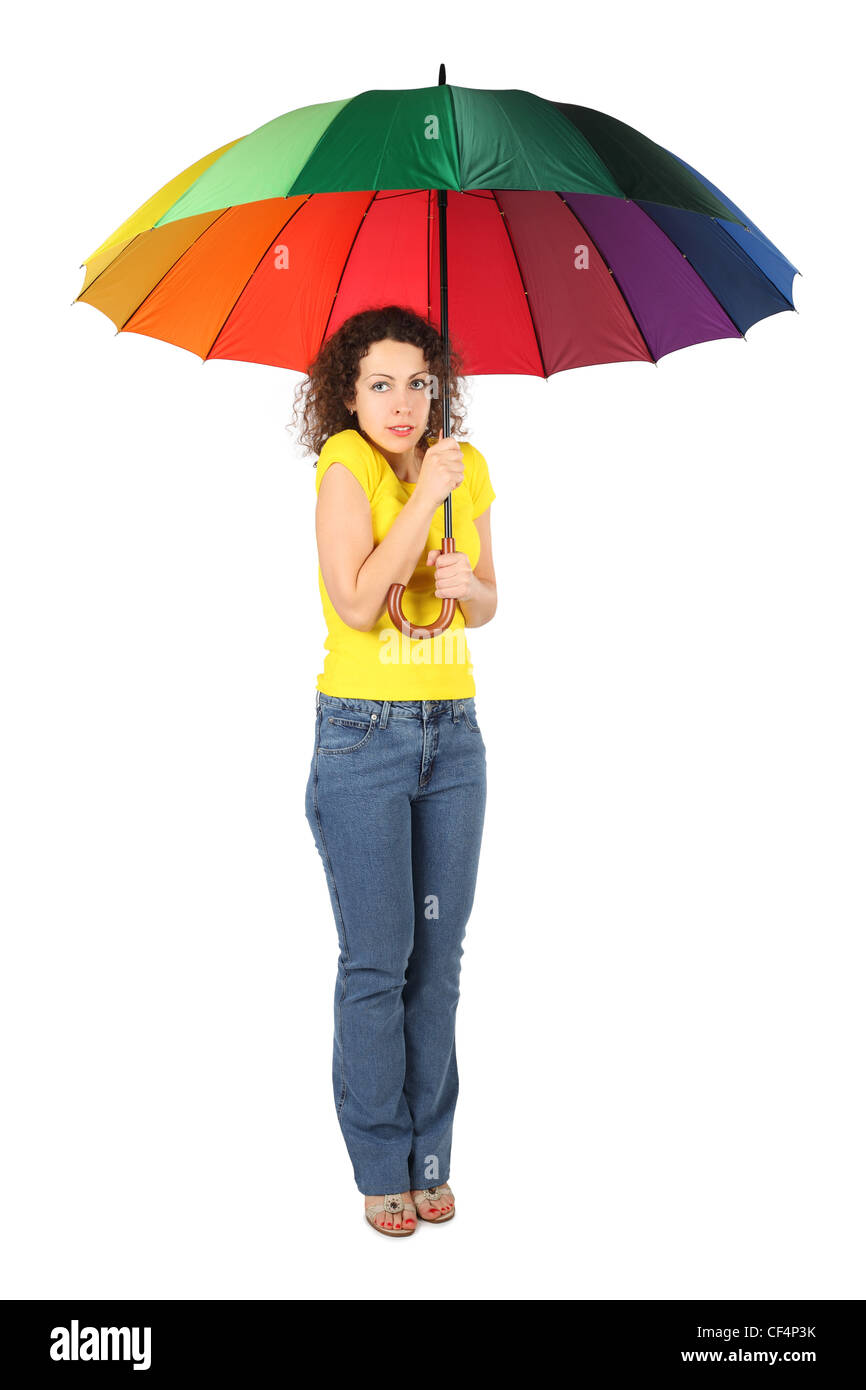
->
<box><xmin>364</xmin><ymin>1191</ymin><xmax>417</xmax><ymax>1234</ymax></box>
<box><xmin>411</xmin><ymin>1182</ymin><xmax>455</xmax><ymax>1222</ymax></box>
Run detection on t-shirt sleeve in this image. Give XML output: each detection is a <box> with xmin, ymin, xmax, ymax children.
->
<box><xmin>315</xmin><ymin>431</ymin><xmax>377</xmax><ymax>501</ymax></box>
<box><xmin>465</xmin><ymin>442</ymin><xmax>496</xmax><ymax>519</ymax></box>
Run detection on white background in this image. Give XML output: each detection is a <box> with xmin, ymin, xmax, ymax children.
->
<box><xmin>2</xmin><ymin>0</ymin><xmax>862</xmax><ymax>1301</ymax></box>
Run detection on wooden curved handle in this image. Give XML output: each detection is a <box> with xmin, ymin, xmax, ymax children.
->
<box><xmin>387</xmin><ymin>536</ymin><xmax>457</xmax><ymax>639</ymax></box>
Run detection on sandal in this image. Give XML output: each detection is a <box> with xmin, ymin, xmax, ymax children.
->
<box><xmin>411</xmin><ymin>1183</ymin><xmax>455</xmax><ymax>1223</ymax></box>
<box><xmin>364</xmin><ymin>1192</ymin><xmax>417</xmax><ymax>1237</ymax></box>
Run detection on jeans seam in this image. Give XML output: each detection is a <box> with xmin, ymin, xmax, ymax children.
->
<box><xmin>312</xmin><ymin>744</ymin><xmax>350</xmax><ymax>1118</ymax></box>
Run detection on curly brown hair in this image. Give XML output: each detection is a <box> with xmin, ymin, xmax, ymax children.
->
<box><xmin>288</xmin><ymin>305</ymin><xmax>469</xmax><ymax>463</ymax></box>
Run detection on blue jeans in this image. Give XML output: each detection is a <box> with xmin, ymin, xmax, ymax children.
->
<box><xmin>304</xmin><ymin>690</ymin><xmax>487</xmax><ymax>1195</ymax></box>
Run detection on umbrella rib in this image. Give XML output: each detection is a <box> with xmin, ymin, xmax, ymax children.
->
<box><xmin>701</xmin><ymin>211</ymin><xmax>799</xmax><ymax>313</ymax></box>
<box><xmin>76</xmin><ymin>231</ymin><xmax>145</xmax><ymax>301</ymax></box>
<box><xmin>372</xmin><ymin>96</ymin><xmax>406</xmax><ymax>189</ymax></box>
<box><xmin>627</xmin><ymin>200</ymin><xmax>747</xmax><ymax>340</ymax></box>
<box><xmin>490</xmin><ymin>189</ymin><xmax>548</xmax><ymax>377</ymax></box>
<box><xmin>202</xmin><ymin>196</ymin><xmax>315</xmax><ymax>362</ymax></box>
<box><xmin>554</xmin><ymin>193</ymin><xmax>658</xmax><ymax>366</ymax></box>
<box><xmin>446</xmin><ymin>82</ymin><xmax>461</xmax><ymax>189</ymax></box>
<box><xmin>112</xmin><ymin>209</ymin><xmax>235</xmax><ymax>336</ymax></box>
<box><xmin>487</xmin><ymin>96</ymin><xmax>542</xmax><ymax>190</ymax></box>
<box><xmin>318</xmin><ymin>190</ymin><xmax>380</xmax><ymax>354</ymax></box>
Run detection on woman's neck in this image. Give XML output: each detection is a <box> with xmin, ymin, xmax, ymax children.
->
<box><xmin>362</xmin><ymin>428</ymin><xmax>426</xmax><ymax>483</ymax></box>
<box><xmin>394</xmin><ymin>444</ymin><xmax>424</xmax><ymax>483</ymax></box>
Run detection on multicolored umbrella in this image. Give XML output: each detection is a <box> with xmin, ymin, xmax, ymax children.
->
<box><xmin>75</xmin><ymin>65</ymin><xmax>798</xmax><ymax>636</ymax></box>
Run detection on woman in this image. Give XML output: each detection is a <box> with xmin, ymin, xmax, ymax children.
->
<box><xmin>293</xmin><ymin>305</ymin><xmax>497</xmax><ymax>1236</ymax></box>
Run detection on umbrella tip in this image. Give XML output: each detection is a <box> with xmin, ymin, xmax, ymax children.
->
<box><xmin>438</xmin><ymin>63</ymin><xmax>446</xmax><ymax>85</ymax></box>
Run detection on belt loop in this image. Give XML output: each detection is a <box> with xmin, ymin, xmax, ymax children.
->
<box><xmin>380</xmin><ymin>700</ymin><xmax>391</xmax><ymax>729</ymax></box>
<box><xmin>316</xmin><ymin>689</ymin><xmax>321</xmax><ymax>711</ymax></box>
<box><xmin>451</xmin><ymin>698</ymin><xmax>459</xmax><ymax>723</ymax></box>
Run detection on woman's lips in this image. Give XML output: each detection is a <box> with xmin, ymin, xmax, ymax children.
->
<box><xmin>388</xmin><ymin>426</ymin><xmax>414</xmax><ymax>435</ymax></box>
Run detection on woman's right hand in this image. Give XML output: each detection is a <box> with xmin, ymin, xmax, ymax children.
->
<box><xmin>415</xmin><ymin>428</ymin><xmax>464</xmax><ymax>509</ymax></box>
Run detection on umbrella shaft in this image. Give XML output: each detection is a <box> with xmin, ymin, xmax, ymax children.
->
<box><xmin>438</xmin><ymin>187</ymin><xmax>453</xmax><ymax>538</ymax></box>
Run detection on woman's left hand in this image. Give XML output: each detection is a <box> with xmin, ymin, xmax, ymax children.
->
<box><xmin>426</xmin><ymin>548</ymin><xmax>478</xmax><ymax>601</ymax></box>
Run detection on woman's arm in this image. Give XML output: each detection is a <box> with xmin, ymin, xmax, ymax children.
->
<box><xmin>458</xmin><ymin>506</ymin><xmax>498</xmax><ymax>629</ymax></box>
<box><xmin>316</xmin><ymin>463</ymin><xmax>439</xmax><ymax>631</ymax></box>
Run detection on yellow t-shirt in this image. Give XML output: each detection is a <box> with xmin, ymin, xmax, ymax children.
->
<box><xmin>314</xmin><ymin>428</ymin><xmax>496</xmax><ymax>698</ymax></box>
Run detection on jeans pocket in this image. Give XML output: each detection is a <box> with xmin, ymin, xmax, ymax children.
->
<box><xmin>318</xmin><ymin>710</ymin><xmax>378</xmax><ymax>754</ymax></box>
<box><xmin>461</xmin><ymin>699</ymin><xmax>482</xmax><ymax>733</ymax></box>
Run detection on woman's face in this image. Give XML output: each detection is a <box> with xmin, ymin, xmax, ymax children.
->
<box><xmin>346</xmin><ymin>338</ymin><xmax>433</xmax><ymax>463</ymax></box>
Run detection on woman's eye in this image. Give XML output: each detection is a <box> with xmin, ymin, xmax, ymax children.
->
<box><xmin>371</xmin><ymin>379</ymin><xmax>428</xmax><ymax>392</ymax></box>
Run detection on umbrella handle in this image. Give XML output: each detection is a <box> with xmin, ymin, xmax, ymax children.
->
<box><xmin>386</xmin><ymin>537</ymin><xmax>457</xmax><ymax>639</ymax></box>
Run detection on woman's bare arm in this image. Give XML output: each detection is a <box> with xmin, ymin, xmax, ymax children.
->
<box><xmin>316</xmin><ymin>463</ymin><xmax>439</xmax><ymax>631</ymax></box>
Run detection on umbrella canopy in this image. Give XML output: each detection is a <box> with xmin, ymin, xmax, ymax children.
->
<box><xmin>75</xmin><ymin>72</ymin><xmax>798</xmax><ymax>636</ymax></box>
<box><xmin>75</xmin><ymin>81</ymin><xmax>798</xmax><ymax>377</ymax></box>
